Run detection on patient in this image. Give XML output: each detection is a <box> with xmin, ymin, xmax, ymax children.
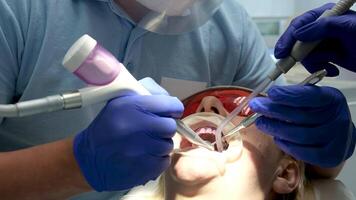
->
<box><xmin>121</xmin><ymin>87</ymin><xmax>336</xmax><ymax>200</ymax></box>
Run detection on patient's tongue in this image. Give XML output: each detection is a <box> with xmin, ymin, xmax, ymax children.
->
<box><xmin>199</xmin><ymin>133</ymin><xmax>216</xmax><ymax>143</ymax></box>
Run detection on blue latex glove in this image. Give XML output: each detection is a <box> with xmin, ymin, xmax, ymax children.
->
<box><xmin>73</xmin><ymin>78</ymin><xmax>184</xmax><ymax>191</ymax></box>
<box><xmin>275</xmin><ymin>3</ymin><xmax>356</xmax><ymax>76</ymax></box>
<box><xmin>249</xmin><ymin>85</ymin><xmax>356</xmax><ymax>168</ymax></box>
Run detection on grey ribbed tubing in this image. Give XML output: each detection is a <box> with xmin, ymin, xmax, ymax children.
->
<box><xmin>0</xmin><ymin>92</ymin><xmax>82</xmax><ymax>117</ymax></box>
<box><xmin>0</xmin><ymin>104</ymin><xmax>19</xmax><ymax>117</ymax></box>
<box><xmin>16</xmin><ymin>95</ymin><xmax>65</xmax><ymax>117</ymax></box>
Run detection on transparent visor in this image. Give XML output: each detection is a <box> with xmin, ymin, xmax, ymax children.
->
<box><xmin>136</xmin><ymin>0</ymin><xmax>223</xmax><ymax>34</ymax></box>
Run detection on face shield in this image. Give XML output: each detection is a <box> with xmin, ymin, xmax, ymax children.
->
<box><xmin>136</xmin><ymin>0</ymin><xmax>223</xmax><ymax>34</ymax></box>
<box><xmin>181</xmin><ymin>86</ymin><xmax>265</xmax><ymax>151</ymax></box>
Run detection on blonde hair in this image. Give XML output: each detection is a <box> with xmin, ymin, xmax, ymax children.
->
<box><xmin>122</xmin><ymin>137</ymin><xmax>312</xmax><ymax>200</ymax></box>
<box><xmin>122</xmin><ymin>162</ymin><xmax>314</xmax><ymax>200</ymax></box>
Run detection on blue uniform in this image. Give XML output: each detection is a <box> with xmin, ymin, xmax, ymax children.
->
<box><xmin>0</xmin><ymin>0</ymin><xmax>284</xmax><ymax>199</ymax></box>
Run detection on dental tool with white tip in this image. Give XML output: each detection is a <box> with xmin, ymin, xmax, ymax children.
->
<box><xmin>214</xmin><ymin>0</ymin><xmax>356</xmax><ymax>152</ymax></box>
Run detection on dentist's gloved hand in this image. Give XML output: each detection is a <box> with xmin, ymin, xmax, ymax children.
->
<box><xmin>275</xmin><ymin>3</ymin><xmax>356</xmax><ymax>76</ymax></box>
<box><xmin>249</xmin><ymin>85</ymin><xmax>356</xmax><ymax>168</ymax></box>
<box><xmin>73</xmin><ymin>78</ymin><xmax>184</xmax><ymax>191</ymax></box>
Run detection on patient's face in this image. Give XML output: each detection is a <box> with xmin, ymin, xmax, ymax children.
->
<box><xmin>169</xmin><ymin>95</ymin><xmax>285</xmax><ymax>197</ymax></box>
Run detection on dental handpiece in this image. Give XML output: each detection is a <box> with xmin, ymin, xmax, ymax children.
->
<box><xmin>214</xmin><ymin>0</ymin><xmax>356</xmax><ymax>152</ymax></box>
<box><xmin>221</xmin><ymin>69</ymin><xmax>328</xmax><ymax>141</ymax></box>
<box><xmin>0</xmin><ymin>34</ymin><xmax>214</xmax><ymax>151</ymax></box>
<box><xmin>69</xmin><ymin>35</ymin><xmax>214</xmax><ymax>151</ymax></box>
<box><xmin>66</xmin><ymin>35</ymin><xmax>214</xmax><ymax>151</ymax></box>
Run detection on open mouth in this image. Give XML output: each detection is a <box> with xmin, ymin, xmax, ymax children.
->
<box><xmin>180</xmin><ymin>121</ymin><xmax>229</xmax><ymax>151</ymax></box>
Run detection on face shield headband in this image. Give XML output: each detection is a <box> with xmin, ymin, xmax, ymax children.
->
<box><xmin>136</xmin><ymin>0</ymin><xmax>223</xmax><ymax>34</ymax></box>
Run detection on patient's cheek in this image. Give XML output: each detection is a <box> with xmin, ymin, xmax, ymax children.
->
<box><xmin>238</xmin><ymin>126</ymin><xmax>283</xmax><ymax>175</ymax></box>
<box><xmin>223</xmin><ymin>139</ymin><xmax>243</xmax><ymax>163</ymax></box>
<box><xmin>169</xmin><ymin>135</ymin><xmax>243</xmax><ymax>186</ymax></box>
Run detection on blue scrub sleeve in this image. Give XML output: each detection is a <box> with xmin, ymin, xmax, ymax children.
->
<box><xmin>0</xmin><ymin>1</ymin><xmax>23</xmax><ymax>124</ymax></box>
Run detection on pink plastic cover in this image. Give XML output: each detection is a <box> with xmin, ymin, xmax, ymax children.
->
<box><xmin>74</xmin><ymin>44</ymin><xmax>121</xmax><ymax>85</ymax></box>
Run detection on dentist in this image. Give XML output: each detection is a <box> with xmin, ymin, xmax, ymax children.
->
<box><xmin>0</xmin><ymin>0</ymin><xmax>283</xmax><ymax>199</ymax></box>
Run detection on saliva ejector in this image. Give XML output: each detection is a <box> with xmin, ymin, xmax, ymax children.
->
<box><xmin>0</xmin><ymin>34</ymin><xmax>214</xmax><ymax>151</ymax></box>
<box><xmin>214</xmin><ymin>0</ymin><xmax>356</xmax><ymax>152</ymax></box>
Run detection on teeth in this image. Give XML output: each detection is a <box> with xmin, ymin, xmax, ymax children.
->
<box><xmin>195</xmin><ymin>127</ymin><xmax>217</xmax><ymax>135</ymax></box>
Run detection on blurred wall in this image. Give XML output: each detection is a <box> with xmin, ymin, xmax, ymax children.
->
<box><xmin>237</xmin><ymin>0</ymin><xmax>295</xmax><ymax>17</ymax></box>
<box><xmin>295</xmin><ymin>0</ymin><xmax>356</xmax><ymax>14</ymax></box>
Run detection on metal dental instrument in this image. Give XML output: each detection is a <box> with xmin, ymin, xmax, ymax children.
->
<box><xmin>221</xmin><ymin>69</ymin><xmax>328</xmax><ymax>141</ymax></box>
<box><xmin>214</xmin><ymin>0</ymin><xmax>356</xmax><ymax>152</ymax></box>
<box><xmin>176</xmin><ymin>120</ymin><xmax>215</xmax><ymax>151</ymax></box>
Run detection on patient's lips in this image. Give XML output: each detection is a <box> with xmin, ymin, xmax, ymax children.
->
<box><xmin>170</xmin><ymin>112</ymin><xmax>242</xmax><ymax>186</ymax></box>
<box><xmin>180</xmin><ymin>121</ymin><xmax>229</xmax><ymax>151</ymax></box>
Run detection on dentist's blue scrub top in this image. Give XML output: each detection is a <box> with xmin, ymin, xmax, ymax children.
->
<box><xmin>0</xmin><ymin>0</ymin><xmax>285</xmax><ymax>199</ymax></box>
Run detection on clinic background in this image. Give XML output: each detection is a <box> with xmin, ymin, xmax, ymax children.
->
<box><xmin>238</xmin><ymin>0</ymin><xmax>356</xmax><ymax>194</ymax></box>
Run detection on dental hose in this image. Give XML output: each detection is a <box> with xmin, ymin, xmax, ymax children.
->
<box><xmin>0</xmin><ymin>93</ymin><xmax>82</xmax><ymax>117</ymax></box>
<box><xmin>214</xmin><ymin>0</ymin><xmax>356</xmax><ymax>152</ymax></box>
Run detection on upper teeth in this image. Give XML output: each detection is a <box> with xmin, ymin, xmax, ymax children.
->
<box><xmin>195</xmin><ymin>127</ymin><xmax>216</xmax><ymax>135</ymax></box>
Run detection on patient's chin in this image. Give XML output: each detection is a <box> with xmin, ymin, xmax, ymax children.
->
<box><xmin>169</xmin><ymin>141</ymin><xmax>242</xmax><ymax>186</ymax></box>
<box><xmin>169</xmin><ymin>147</ymin><xmax>226</xmax><ymax>185</ymax></box>
<box><xmin>169</xmin><ymin>116</ymin><xmax>243</xmax><ymax>186</ymax></box>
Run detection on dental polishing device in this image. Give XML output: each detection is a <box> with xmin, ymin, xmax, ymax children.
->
<box><xmin>0</xmin><ymin>34</ymin><xmax>213</xmax><ymax>151</ymax></box>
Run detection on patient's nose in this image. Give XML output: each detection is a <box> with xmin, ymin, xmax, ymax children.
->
<box><xmin>196</xmin><ymin>96</ymin><xmax>229</xmax><ymax>117</ymax></box>
<box><xmin>199</xmin><ymin>106</ymin><xmax>219</xmax><ymax>114</ymax></box>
